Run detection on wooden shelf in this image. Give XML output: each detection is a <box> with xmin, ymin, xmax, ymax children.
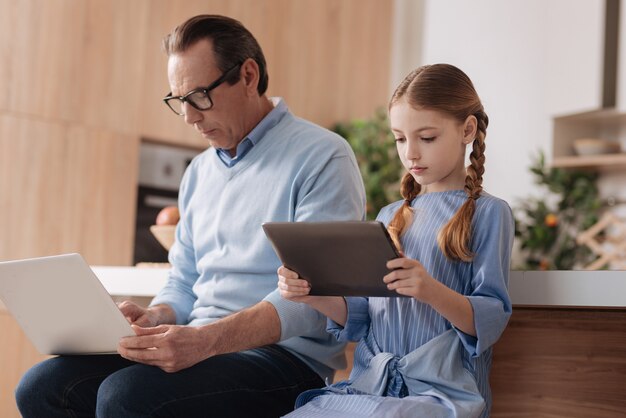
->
<box><xmin>552</xmin><ymin>107</ymin><xmax>626</xmax><ymax>170</ymax></box>
<box><xmin>553</xmin><ymin>108</ymin><xmax>626</xmax><ymax>124</ymax></box>
<box><xmin>552</xmin><ymin>153</ymin><xmax>626</xmax><ymax>169</ymax></box>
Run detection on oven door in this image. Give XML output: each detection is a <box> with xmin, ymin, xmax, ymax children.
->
<box><xmin>133</xmin><ymin>186</ymin><xmax>179</xmax><ymax>264</ymax></box>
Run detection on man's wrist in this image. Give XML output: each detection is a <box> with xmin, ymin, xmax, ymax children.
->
<box><xmin>148</xmin><ymin>303</ymin><xmax>177</xmax><ymax>325</ymax></box>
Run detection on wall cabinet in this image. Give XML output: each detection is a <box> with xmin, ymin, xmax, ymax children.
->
<box><xmin>552</xmin><ymin>108</ymin><xmax>626</xmax><ymax>170</ymax></box>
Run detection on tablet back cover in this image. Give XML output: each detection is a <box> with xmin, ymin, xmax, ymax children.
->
<box><xmin>263</xmin><ymin>221</ymin><xmax>405</xmax><ymax>297</ymax></box>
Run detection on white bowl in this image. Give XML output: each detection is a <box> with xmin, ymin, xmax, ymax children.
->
<box><xmin>573</xmin><ymin>138</ymin><xmax>621</xmax><ymax>156</ymax></box>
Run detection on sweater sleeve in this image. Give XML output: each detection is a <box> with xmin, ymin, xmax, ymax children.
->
<box><xmin>263</xmin><ymin>290</ymin><xmax>333</xmax><ymax>340</ymax></box>
<box><xmin>456</xmin><ymin>199</ymin><xmax>514</xmax><ymax>357</ymax></box>
<box><xmin>149</xmin><ymin>163</ymin><xmax>199</xmax><ymax>325</ymax></box>
<box><xmin>293</xmin><ymin>142</ymin><xmax>366</xmax><ymax>222</ymax></box>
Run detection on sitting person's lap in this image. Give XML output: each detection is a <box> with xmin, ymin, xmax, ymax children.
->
<box><xmin>16</xmin><ymin>344</ymin><xmax>323</xmax><ymax>418</ymax></box>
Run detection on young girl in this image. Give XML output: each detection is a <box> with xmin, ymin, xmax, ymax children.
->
<box><xmin>277</xmin><ymin>64</ymin><xmax>514</xmax><ymax>418</ymax></box>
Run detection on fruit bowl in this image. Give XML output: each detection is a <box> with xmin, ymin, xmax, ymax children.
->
<box><xmin>150</xmin><ymin>225</ymin><xmax>176</xmax><ymax>251</ymax></box>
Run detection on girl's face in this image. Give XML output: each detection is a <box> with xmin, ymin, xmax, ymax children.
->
<box><xmin>389</xmin><ymin>99</ymin><xmax>476</xmax><ymax>193</ymax></box>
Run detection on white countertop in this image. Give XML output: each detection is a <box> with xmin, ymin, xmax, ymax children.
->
<box><xmin>92</xmin><ymin>266</ymin><xmax>626</xmax><ymax>308</ymax></box>
<box><xmin>509</xmin><ymin>270</ymin><xmax>626</xmax><ymax>307</ymax></box>
<box><xmin>92</xmin><ymin>266</ymin><xmax>168</xmax><ymax>297</ymax></box>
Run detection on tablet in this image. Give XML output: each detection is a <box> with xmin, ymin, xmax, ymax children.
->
<box><xmin>262</xmin><ymin>221</ymin><xmax>405</xmax><ymax>297</ymax></box>
<box><xmin>0</xmin><ymin>253</ymin><xmax>135</xmax><ymax>355</ymax></box>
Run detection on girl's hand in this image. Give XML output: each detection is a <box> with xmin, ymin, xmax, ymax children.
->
<box><xmin>383</xmin><ymin>257</ymin><xmax>436</xmax><ymax>301</ymax></box>
<box><xmin>277</xmin><ymin>265</ymin><xmax>313</xmax><ymax>303</ymax></box>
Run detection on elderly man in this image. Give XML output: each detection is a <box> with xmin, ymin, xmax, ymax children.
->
<box><xmin>16</xmin><ymin>14</ymin><xmax>365</xmax><ymax>418</ymax></box>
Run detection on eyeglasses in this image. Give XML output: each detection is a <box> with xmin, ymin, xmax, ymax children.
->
<box><xmin>163</xmin><ymin>63</ymin><xmax>242</xmax><ymax>116</ymax></box>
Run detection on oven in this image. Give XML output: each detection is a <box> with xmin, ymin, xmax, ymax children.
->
<box><xmin>133</xmin><ymin>141</ymin><xmax>200</xmax><ymax>265</ymax></box>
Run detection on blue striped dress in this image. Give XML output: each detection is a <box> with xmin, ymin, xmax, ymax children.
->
<box><xmin>286</xmin><ymin>190</ymin><xmax>514</xmax><ymax>418</ymax></box>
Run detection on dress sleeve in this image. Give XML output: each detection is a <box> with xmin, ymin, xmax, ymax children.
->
<box><xmin>457</xmin><ymin>199</ymin><xmax>514</xmax><ymax>357</ymax></box>
<box><xmin>326</xmin><ymin>297</ymin><xmax>371</xmax><ymax>342</ymax></box>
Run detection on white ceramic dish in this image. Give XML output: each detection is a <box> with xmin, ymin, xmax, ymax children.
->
<box><xmin>573</xmin><ymin>138</ymin><xmax>621</xmax><ymax>156</ymax></box>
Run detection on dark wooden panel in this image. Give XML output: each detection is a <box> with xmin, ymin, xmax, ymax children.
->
<box><xmin>490</xmin><ymin>307</ymin><xmax>626</xmax><ymax>418</ymax></box>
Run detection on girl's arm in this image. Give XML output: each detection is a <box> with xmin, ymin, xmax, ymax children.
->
<box><xmin>422</xmin><ymin>278</ymin><xmax>476</xmax><ymax>336</ymax></box>
<box><xmin>277</xmin><ymin>265</ymin><xmax>348</xmax><ymax>325</ymax></box>
<box><xmin>384</xmin><ymin>257</ymin><xmax>476</xmax><ymax>336</ymax></box>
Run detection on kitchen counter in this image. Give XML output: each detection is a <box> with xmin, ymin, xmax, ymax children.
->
<box><xmin>508</xmin><ymin>270</ymin><xmax>625</xmax><ymax>307</ymax></box>
<box><xmin>92</xmin><ymin>265</ymin><xmax>168</xmax><ymax>297</ymax></box>
<box><xmin>92</xmin><ymin>267</ymin><xmax>626</xmax><ymax>308</ymax></box>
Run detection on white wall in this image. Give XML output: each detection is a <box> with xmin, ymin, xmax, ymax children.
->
<box><xmin>393</xmin><ymin>0</ymin><xmax>606</xmax><ymax>207</ymax></box>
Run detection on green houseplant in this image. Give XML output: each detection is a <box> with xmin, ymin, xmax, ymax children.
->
<box><xmin>514</xmin><ymin>151</ymin><xmax>603</xmax><ymax>270</ymax></box>
<box><xmin>333</xmin><ymin>109</ymin><xmax>403</xmax><ymax>219</ymax></box>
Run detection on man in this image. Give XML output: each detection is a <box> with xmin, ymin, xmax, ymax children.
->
<box><xmin>16</xmin><ymin>14</ymin><xmax>365</xmax><ymax>418</ymax></box>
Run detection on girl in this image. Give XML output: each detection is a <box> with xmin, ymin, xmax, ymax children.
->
<box><xmin>277</xmin><ymin>64</ymin><xmax>514</xmax><ymax>418</ymax></box>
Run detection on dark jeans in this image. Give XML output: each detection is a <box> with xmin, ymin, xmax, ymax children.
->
<box><xmin>15</xmin><ymin>344</ymin><xmax>323</xmax><ymax>418</ymax></box>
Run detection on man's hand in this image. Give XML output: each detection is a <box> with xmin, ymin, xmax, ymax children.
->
<box><xmin>117</xmin><ymin>324</ymin><xmax>213</xmax><ymax>373</ymax></box>
<box><xmin>117</xmin><ymin>301</ymin><xmax>281</xmax><ymax>373</ymax></box>
<box><xmin>117</xmin><ymin>301</ymin><xmax>175</xmax><ymax>328</ymax></box>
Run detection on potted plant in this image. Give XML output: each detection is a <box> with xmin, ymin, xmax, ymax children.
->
<box><xmin>333</xmin><ymin>109</ymin><xmax>403</xmax><ymax>219</ymax></box>
<box><xmin>514</xmin><ymin>151</ymin><xmax>603</xmax><ymax>270</ymax></box>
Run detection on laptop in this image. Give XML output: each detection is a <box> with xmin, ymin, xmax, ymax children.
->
<box><xmin>262</xmin><ymin>221</ymin><xmax>406</xmax><ymax>297</ymax></box>
<box><xmin>0</xmin><ymin>253</ymin><xmax>135</xmax><ymax>355</ymax></box>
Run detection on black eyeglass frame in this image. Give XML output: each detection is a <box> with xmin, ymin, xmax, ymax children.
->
<box><xmin>163</xmin><ymin>63</ymin><xmax>242</xmax><ymax>115</ymax></box>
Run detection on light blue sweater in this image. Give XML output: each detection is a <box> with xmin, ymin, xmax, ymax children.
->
<box><xmin>150</xmin><ymin>99</ymin><xmax>366</xmax><ymax>381</ymax></box>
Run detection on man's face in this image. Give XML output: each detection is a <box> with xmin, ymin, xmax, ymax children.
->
<box><xmin>167</xmin><ymin>39</ymin><xmax>249</xmax><ymax>152</ymax></box>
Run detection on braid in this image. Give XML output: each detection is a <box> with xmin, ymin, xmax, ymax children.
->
<box><xmin>465</xmin><ymin>114</ymin><xmax>486</xmax><ymax>199</ymax></box>
<box><xmin>437</xmin><ymin>110</ymin><xmax>488</xmax><ymax>262</ymax></box>
<box><xmin>387</xmin><ymin>172</ymin><xmax>421</xmax><ymax>252</ymax></box>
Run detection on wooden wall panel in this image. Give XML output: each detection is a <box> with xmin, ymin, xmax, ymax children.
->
<box><xmin>0</xmin><ymin>114</ymin><xmax>139</xmax><ymax>265</ymax></box>
<box><xmin>0</xmin><ymin>307</ymin><xmax>47</xmax><ymax>418</ymax></box>
<box><xmin>490</xmin><ymin>307</ymin><xmax>626</xmax><ymax>417</ymax></box>
<box><xmin>0</xmin><ymin>0</ymin><xmax>150</xmax><ymax>134</ymax></box>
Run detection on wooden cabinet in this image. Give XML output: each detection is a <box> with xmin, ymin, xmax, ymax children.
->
<box><xmin>0</xmin><ymin>306</ymin><xmax>48</xmax><ymax>418</ymax></box>
<box><xmin>490</xmin><ymin>307</ymin><xmax>626</xmax><ymax>417</ymax></box>
<box><xmin>0</xmin><ymin>115</ymin><xmax>140</xmax><ymax>265</ymax></box>
<box><xmin>0</xmin><ymin>0</ymin><xmax>150</xmax><ymax>134</ymax></box>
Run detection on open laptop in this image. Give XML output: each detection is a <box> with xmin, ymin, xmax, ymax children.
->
<box><xmin>262</xmin><ymin>221</ymin><xmax>406</xmax><ymax>297</ymax></box>
<box><xmin>0</xmin><ymin>253</ymin><xmax>135</xmax><ymax>355</ymax></box>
